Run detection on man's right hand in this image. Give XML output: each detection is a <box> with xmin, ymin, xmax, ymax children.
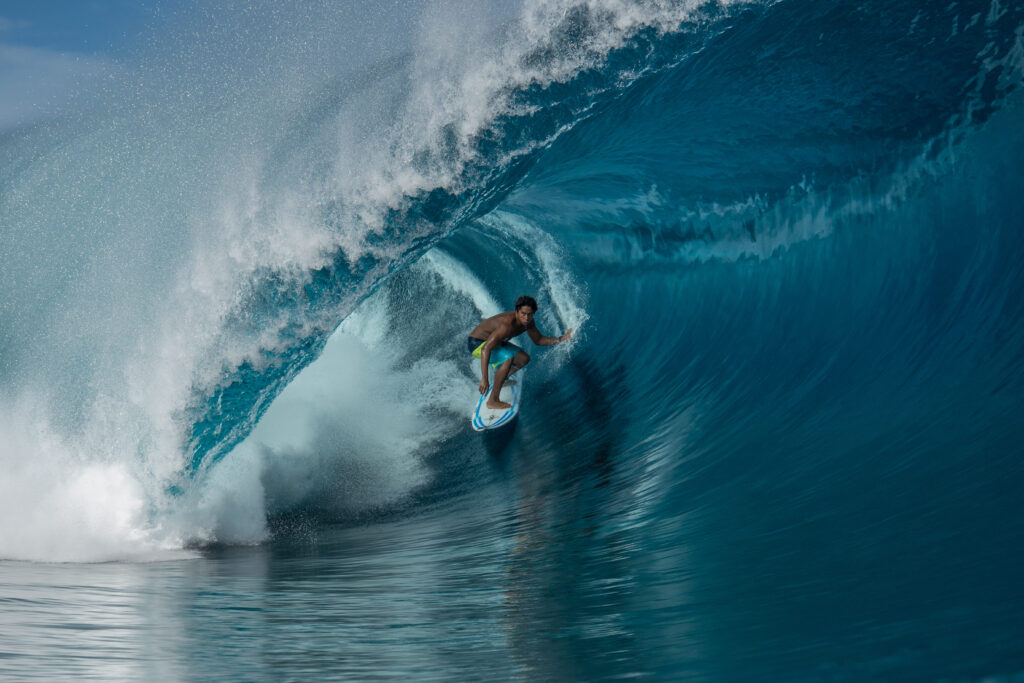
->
<box><xmin>479</xmin><ymin>379</ymin><xmax>489</xmax><ymax>395</ymax></box>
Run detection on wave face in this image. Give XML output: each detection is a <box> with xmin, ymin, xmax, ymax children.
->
<box><xmin>2</xmin><ymin>0</ymin><xmax>1024</xmax><ymax>677</ymax></box>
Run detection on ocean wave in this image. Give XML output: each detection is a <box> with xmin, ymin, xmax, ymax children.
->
<box><xmin>1</xmin><ymin>0</ymin><xmax>1021</xmax><ymax>562</ymax></box>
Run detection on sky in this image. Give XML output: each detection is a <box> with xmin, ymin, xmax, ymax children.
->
<box><xmin>0</xmin><ymin>0</ymin><xmax>160</xmax><ymax>53</ymax></box>
<box><xmin>0</xmin><ymin>0</ymin><xmax>172</xmax><ymax>130</ymax></box>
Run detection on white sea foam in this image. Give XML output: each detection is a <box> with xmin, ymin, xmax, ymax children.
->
<box><xmin>0</xmin><ymin>397</ymin><xmax>193</xmax><ymax>562</ymax></box>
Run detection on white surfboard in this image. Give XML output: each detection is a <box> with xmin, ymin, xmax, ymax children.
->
<box><xmin>472</xmin><ymin>372</ymin><xmax>523</xmax><ymax>431</ymax></box>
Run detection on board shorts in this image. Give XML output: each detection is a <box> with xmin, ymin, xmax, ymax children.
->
<box><xmin>467</xmin><ymin>337</ymin><xmax>523</xmax><ymax>369</ymax></box>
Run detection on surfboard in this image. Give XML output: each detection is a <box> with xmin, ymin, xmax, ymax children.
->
<box><xmin>472</xmin><ymin>372</ymin><xmax>523</xmax><ymax>431</ymax></box>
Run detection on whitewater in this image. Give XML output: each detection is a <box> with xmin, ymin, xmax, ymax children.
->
<box><xmin>1</xmin><ymin>0</ymin><xmax>1023</xmax><ymax>679</ymax></box>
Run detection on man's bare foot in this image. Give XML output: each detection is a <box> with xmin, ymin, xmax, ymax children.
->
<box><xmin>486</xmin><ymin>399</ymin><xmax>512</xmax><ymax>410</ymax></box>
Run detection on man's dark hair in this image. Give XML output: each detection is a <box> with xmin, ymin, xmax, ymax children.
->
<box><xmin>515</xmin><ymin>295</ymin><xmax>538</xmax><ymax>312</ymax></box>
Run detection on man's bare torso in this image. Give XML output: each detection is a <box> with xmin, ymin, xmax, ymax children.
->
<box><xmin>469</xmin><ymin>311</ymin><xmax>528</xmax><ymax>343</ymax></box>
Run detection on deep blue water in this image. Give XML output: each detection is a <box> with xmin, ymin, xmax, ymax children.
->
<box><xmin>2</xmin><ymin>0</ymin><xmax>1023</xmax><ymax>679</ymax></box>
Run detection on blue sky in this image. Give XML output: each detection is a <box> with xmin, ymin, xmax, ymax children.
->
<box><xmin>0</xmin><ymin>0</ymin><xmax>160</xmax><ymax>54</ymax></box>
<box><xmin>0</xmin><ymin>1</ymin><xmax>173</xmax><ymax>129</ymax></box>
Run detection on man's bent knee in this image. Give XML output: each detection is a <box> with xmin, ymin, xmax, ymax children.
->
<box><xmin>513</xmin><ymin>351</ymin><xmax>531</xmax><ymax>368</ymax></box>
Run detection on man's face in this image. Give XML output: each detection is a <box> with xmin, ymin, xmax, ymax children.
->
<box><xmin>515</xmin><ymin>306</ymin><xmax>536</xmax><ymax>326</ymax></box>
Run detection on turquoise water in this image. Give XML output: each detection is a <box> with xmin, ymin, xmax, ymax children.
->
<box><xmin>2</xmin><ymin>0</ymin><xmax>1024</xmax><ymax>679</ymax></box>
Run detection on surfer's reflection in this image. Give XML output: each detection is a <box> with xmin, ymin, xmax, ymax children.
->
<box><xmin>480</xmin><ymin>419</ymin><xmax>518</xmax><ymax>458</ymax></box>
<box><xmin>499</xmin><ymin>448</ymin><xmax>639</xmax><ymax>680</ymax></box>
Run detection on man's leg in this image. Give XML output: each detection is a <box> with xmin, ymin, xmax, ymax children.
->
<box><xmin>487</xmin><ymin>359</ymin><xmax>515</xmax><ymax>409</ymax></box>
<box><xmin>507</xmin><ymin>350</ymin><xmax>530</xmax><ymax>379</ymax></box>
<box><xmin>487</xmin><ymin>351</ymin><xmax>530</xmax><ymax>409</ymax></box>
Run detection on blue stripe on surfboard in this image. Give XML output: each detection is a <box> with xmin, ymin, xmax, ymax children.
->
<box><xmin>490</xmin><ymin>409</ymin><xmax>515</xmax><ymax>428</ymax></box>
<box><xmin>473</xmin><ymin>384</ymin><xmax>491</xmax><ymax>430</ymax></box>
<box><xmin>490</xmin><ymin>391</ymin><xmax>517</xmax><ymax>427</ymax></box>
<box><xmin>473</xmin><ymin>386</ymin><xmax>491</xmax><ymax>430</ymax></box>
<box><xmin>476</xmin><ymin>406</ymin><xmax>513</xmax><ymax>430</ymax></box>
<box><xmin>482</xmin><ymin>393</ymin><xmax>516</xmax><ymax>428</ymax></box>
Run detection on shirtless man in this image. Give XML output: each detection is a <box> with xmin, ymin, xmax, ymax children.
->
<box><xmin>467</xmin><ymin>295</ymin><xmax>574</xmax><ymax>410</ymax></box>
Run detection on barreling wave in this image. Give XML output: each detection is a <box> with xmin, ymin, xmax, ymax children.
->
<box><xmin>0</xmin><ymin>0</ymin><xmax>1022</xmax><ymax>564</ymax></box>
<box><xmin>179</xmin><ymin>0</ymin><xmax>759</xmax><ymax>478</ymax></box>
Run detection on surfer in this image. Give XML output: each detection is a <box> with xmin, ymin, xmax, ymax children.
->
<box><xmin>468</xmin><ymin>295</ymin><xmax>574</xmax><ymax>410</ymax></box>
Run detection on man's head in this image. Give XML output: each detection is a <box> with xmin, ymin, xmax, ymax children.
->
<box><xmin>514</xmin><ymin>295</ymin><xmax>537</xmax><ymax>326</ymax></box>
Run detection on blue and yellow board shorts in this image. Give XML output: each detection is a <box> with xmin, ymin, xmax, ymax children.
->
<box><xmin>467</xmin><ymin>337</ymin><xmax>522</xmax><ymax>368</ymax></box>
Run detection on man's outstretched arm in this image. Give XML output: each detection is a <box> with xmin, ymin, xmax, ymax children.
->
<box><xmin>527</xmin><ymin>325</ymin><xmax>574</xmax><ymax>346</ymax></box>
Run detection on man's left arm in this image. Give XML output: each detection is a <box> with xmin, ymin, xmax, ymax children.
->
<box><xmin>527</xmin><ymin>324</ymin><xmax>574</xmax><ymax>346</ymax></box>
